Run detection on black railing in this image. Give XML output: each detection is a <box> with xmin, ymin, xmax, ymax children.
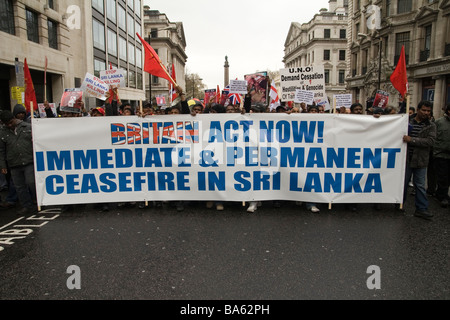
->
<box><xmin>419</xmin><ymin>49</ymin><xmax>430</xmax><ymax>62</ymax></box>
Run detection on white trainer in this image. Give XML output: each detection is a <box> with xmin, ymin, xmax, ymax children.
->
<box><xmin>247</xmin><ymin>202</ymin><xmax>258</xmax><ymax>213</ymax></box>
<box><xmin>310</xmin><ymin>206</ymin><xmax>320</xmax><ymax>213</ymax></box>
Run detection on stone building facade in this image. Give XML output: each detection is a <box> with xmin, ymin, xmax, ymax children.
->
<box><xmin>143</xmin><ymin>5</ymin><xmax>187</xmax><ymax>104</ymax></box>
<box><xmin>346</xmin><ymin>0</ymin><xmax>450</xmax><ymax>117</ymax></box>
<box><xmin>0</xmin><ymin>0</ymin><xmax>146</xmax><ymax>112</ymax></box>
<box><xmin>283</xmin><ymin>0</ymin><xmax>349</xmax><ymax>103</ymax></box>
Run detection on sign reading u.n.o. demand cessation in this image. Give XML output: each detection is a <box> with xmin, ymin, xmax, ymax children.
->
<box><xmin>32</xmin><ymin>113</ymin><xmax>408</xmax><ymax>206</ymax></box>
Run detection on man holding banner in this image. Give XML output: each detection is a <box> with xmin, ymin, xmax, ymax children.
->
<box><xmin>402</xmin><ymin>101</ymin><xmax>436</xmax><ymax>220</ymax></box>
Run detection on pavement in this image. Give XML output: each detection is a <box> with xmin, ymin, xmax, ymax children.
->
<box><xmin>0</xmin><ymin>187</ymin><xmax>449</xmax><ymax>302</ymax></box>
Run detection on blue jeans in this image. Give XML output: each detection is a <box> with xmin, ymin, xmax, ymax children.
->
<box><xmin>10</xmin><ymin>164</ymin><xmax>36</xmax><ymax>209</ymax></box>
<box><xmin>403</xmin><ymin>166</ymin><xmax>428</xmax><ymax>212</ymax></box>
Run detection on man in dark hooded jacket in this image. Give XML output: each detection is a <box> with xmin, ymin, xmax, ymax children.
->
<box><xmin>0</xmin><ymin>110</ymin><xmax>36</xmax><ymax>214</ymax></box>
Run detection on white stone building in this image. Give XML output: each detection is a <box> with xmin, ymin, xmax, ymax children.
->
<box><xmin>283</xmin><ymin>0</ymin><xmax>349</xmax><ymax>104</ymax></box>
<box><xmin>143</xmin><ymin>5</ymin><xmax>187</xmax><ymax>104</ymax></box>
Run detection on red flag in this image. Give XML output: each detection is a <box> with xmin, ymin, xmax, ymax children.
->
<box><xmin>169</xmin><ymin>63</ymin><xmax>177</xmax><ymax>102</ymax></box>
<box><xmin>390</xmin><ymin>45</ymin><xmax>408</xmax><ymax>98</ymax></box>
<box><xmin>216</xmin><ymin>85</ymin><xmax>221</xmax><ymax>103</ymax></box>
<box><xmin>136</xmin><ymin>33</ymin><xmax>175</xmax><ymax>86</ymax></box>
<box><xmin>23</xmin><ymin>59</ymin><xmax>38</xmax><ymax>112</ymax></box>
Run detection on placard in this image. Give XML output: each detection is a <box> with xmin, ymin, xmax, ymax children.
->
<box><xmin>229</xmin><ymin>80</ymin><xmax>248</xmax><ymax>95</ymax></box>
<box><xmin>100</xmin><ymin>69</ymin><xmax>126</xmax><ymax>88</ymax></box>
<box><xmin>80</xmin><ymin>73</ymin><xmax>110</xmax><ymax>100</ymax></box>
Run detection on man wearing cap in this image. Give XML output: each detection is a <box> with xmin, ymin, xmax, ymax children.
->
<box><xmin>0</xmin><ymin>110</ymin><xmax>37</xmax><ymax>214</ymax></box>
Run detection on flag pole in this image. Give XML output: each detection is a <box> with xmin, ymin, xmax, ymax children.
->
<box><xmin>400</xmin><ymin>93</ymin><xmax>410</xmax><ymax>211</ymax></box>
<box><xmin>44</xmin><ymin>57</ymin><xmax>48</xmax><ymax>102</ymax></box>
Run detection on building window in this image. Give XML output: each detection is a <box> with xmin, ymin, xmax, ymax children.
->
<box><xmin>94</xmin><ymin>59</ymin><xmax>106</xmax><ymax>78</ymax></box>
<box><xmin>93</xmin><ymin>19</ymin><xmax>105</xmax><ymax>51</ymax></box>
<box><xmin>127</xmin><ymin>0</ymin><xmax>134</xmax><ymax>11</ymax></box>
<box><xmin>136</xmin><ymin>0</ymin><xmax>141</xmax><ymax>17</ymax></box>
<box><xmin>150</xmin><ymin>28</ymin><xmax>158</xmax><ymax>38</ymax></box>
<box><xmin>386</xmin><ymin>0</ymin><xmax>391</xmax><ymax>17</ymax></box>
<box><xmin>107</xmin><ymin>0</ymin><xmax>116</xmax><ymax>23</ymax></box>
<box><xmin>136</xmin><ymin>48</ymin><xmax>142</xmax><ymax>68</ymax></box>
<box><xmin>340</xmin><ymin>29</ymin><xmax>346</xmax><ymax>39</ymax></box>
<box><xmin>118</xmin><ymin>5</ymin><xmax>126</xmax><ymax>31</ymax></box>
<box><xmin>325</xmin><ymin>69</ymin><xmax>330</xmax><ymax>84</ymax></box>
<box><xmin>339</xmin><ymin>50</ymin><xmax>346</xmax><ymax>61</ymax></box>
<box><xmin>395</xmin><ymin>32</ymin><xmax>410</xmax><ymax>65</ymax></box>
<box><xmin>135</xmin><ymin>21</ymin><xmax>141</xmax><ymax>36</ymax></box>
<box><xmin>48</xmin><ymin>0</ymin><xmax>54</xmax><ymax>9</ymax></box>
<box><xmin>339</xmin><ymin>70</ymin><xmax>345</xmax><ymax>84</ymax></box>
<box><xmin>92</xmin><ymin>0</ymin><xmax>104</xmax><ymax>14</ymax></box>
<box><xmin>324</xmin><ymin>29</ymin><xmax>331</xmax><ymax>39</ymax></box>
<box><xmin>0</xmin><ymin>0</ymin><xmax>15</xmax><ymax>35</ymax></box>
<box><xmin>421</xmin><ymin>25</ymin><xmax>432</xmax><ymax>62</ymax></box>
<box><xmin>129</xmin><ymin>69</ymin><xmax>136</xmax><ymax>88</ymax></box>
<box><xmin>107</xmin><ymin>28</ymin><xmax>117</xmax><ymax>56</ymax></box>
<box><xmin>397</xmin><ymin>0</ymin><xmax>412</xmax><ymax>14</ymax></box>
<box><xmin>127</xmin><ymin>13</ymin><xmax>134</xmax><ymax>37</ymax></box>
<box><xmin>137</xmin><ymin>72</ymin><xmax>143</xmax><ymax>89</ymax></box>
<box><xmin>128</xmin><ymin>42</ymin><xmax>135</xmax><ymax>65</ymax></box>
<box><xmin>26</xmin><ymin>9</ymin><xmax>39</xmax><ymax>43</ymax></box>
<box><xmin>119</xmin><ymin>36</ymin><xmax>127</xmax><ymax>60</ymax></box>
<box><xmin>48</xmin><ymin>19</ymin><xmax>58</xmax><ymax>50</ymax></box>
<box><xmin>324</xmin><ymin>50</ymin><xmax>330</xmax><ymax>61</ymax></box>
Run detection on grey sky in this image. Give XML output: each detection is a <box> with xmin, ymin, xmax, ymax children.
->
<box><xmin>144</xmin><ymin>0</ymin><xmax>331</xmax><ymax>90</ymax></box>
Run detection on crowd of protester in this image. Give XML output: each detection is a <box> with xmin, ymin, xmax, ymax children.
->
<box><xmin>0</xmin><ymin>86</ymin><xmax>448</xmax><ymax>220</ymax></box>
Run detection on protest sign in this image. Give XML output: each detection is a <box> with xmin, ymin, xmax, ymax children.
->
<box><xmin>80</xmin><ymin>73</ymin><xmax>110</xmax><ymax>100</ymax></box>
<box><xmin>294</xmin><ymin>90</ymin><xmax>315</xmax><ymax>105</ymax></box>
<box><xmin>373</xmin><ymin>90</ymin><xmax>389</xmax><ymax>109</ymax></box>
<box><xmin>229</xmin><ymin>80</ymin><xmax>248</xmax><ymax>95</ymax></box>
<box><xmin>156</xmin><ymin>95</ymin><xmax>166</xmax><ymax>106</ymax></box>
<box><xmin>245</xmin><ymin>72</ymin><xmax>269</xmax><ymax>104</ymax></box>
<box><xmin>334</xmin><ymin>94</ymin><xmax>353</xmax><ymax>109</ymax></box>
<box><xmin>100</xmin><ymin>68</ymin><xmax>126</xmax><ymax>88</ymax></box>
<box><xmin>204</xmin><ymin>89</ymin><xmax>217</xmax><ymax>105</ymax></box>
<box><xmin>38</xmin><ymin>103</ymin><xmax>57</xmax><ymax>118</ymax></box>
<box><xmin>32</xmin><ymin>114</ymin><xmax>408</xmax><ymax>206</ymax></box>
<box><xmin>60</xmin><ymin>89</ymin><xmax>83</xmax><ymax>113</ymax></box>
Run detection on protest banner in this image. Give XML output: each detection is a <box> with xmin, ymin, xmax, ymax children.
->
<box><xmin>294</xmin><ymin>90</ymin><xmax>315</xmax><ymax>105</ymax></box>
<box><xmin>100</xmin><ymin>68</ymin><xmax>126</xmax><ymax>88</ymax></box>
<box><xmin>373</xmin><ymin>90</ymin><xmax>389</xmax><ymax>109</ymax></box>
<box><xmin>32</xmin><ymin>114</ymin><xmax>408</xmax><ymax>207</ymax></box>
<box><xmin>38</xmin><ymin>103</ymin><xmax>57</xmax><ymax>118</ymax></box>
<box><xmin>229</xmin><ymin>80</ymin><xmax>248</xmax><ymax>95</ymax></box>
<box><xmin>80</xmin><ymin>73</ymin><xmax>110</xmax><ymax>100</ymax></box>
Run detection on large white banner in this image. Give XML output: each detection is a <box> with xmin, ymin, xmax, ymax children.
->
<box><xmin>32</xmin><ymin>114</ymin><xmax>408</xmax><ymax>206</ymax></box>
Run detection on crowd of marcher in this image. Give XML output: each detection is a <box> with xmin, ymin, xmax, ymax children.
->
<box><xmin>0</xmin><ymin>86</ymin><xmax>448</xmax><ymax>220</ymax></box>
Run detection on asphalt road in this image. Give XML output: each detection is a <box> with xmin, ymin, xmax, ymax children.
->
<box><xmin>0</xmin><ymin>189</ymin><xmax>449</xmax><ymax>302</ymax></box>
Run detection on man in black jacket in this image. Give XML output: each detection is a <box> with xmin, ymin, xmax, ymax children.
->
<box><xmin>0</xmin><ymin>110</ymin><xmax>37</xmax><ymax>215</ymax></box>
<box><xmin>402</xmin><ymin>101</ymin><xmax>436</xmax><ymax>220</ymax></box>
